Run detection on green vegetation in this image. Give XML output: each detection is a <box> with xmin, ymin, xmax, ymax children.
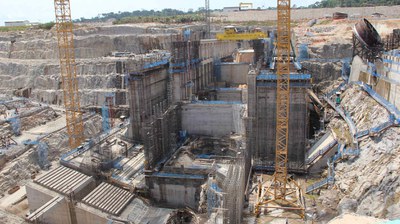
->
<box><xmin>0</xmin><ymin>26</ymin><xmax>28</xmax><ymax>32</ymax></box>
<box><xmin>307</xmin><ymin>0</ymin><xmax>400</xmax><ymax>8</ymax></box>
<box><xmin>74</xmin><ymin>8</ymin><xmax>206</xmax><ymax>24</ymax></box>
<box><xmin>37</xmin><ymin>22</ymin><xmax>55</xmax><ymax>30</ymax></box>
<box><xmin>72</xmin><ymin>1</ymin><xmax>400</xmax><ymax>25</ymax></box>
<box><xmin>113</xmin><ymin>14</ymin><xmax>204</xmax><ymax>25</ymax></box>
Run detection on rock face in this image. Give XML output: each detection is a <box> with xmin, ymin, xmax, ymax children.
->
<box><xmin>328</xmin><ymin>213</ymin><xmax>387</xmax><ymax>224</ymax></box>
<box><xmin>308</xmin><ymin>44</ymin><xmax>352</xmax><ymax>60</ymax></box>
<box><xmin>0</xmin><ymin>24</ymin><xmax>202</xmax><ymax>107</ymax></box>
<box><xmin>301</xmin><ymin>61</ymin><xmax>342</xmax><ymax>83</ymax></box>
<box><xmin>0</xmin><ymin>114</ymin><xmax>102</xmax><ymax>193</ymax></box>
<box><xmin>320</xmin><ymin>84</ymin><xmax>400</xmax><ymax>220</ymax></box>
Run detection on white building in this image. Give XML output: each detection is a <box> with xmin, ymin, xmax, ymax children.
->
<box><xmin>223</xmin><ymin>7</ymin><xmax>240</xmax><ymax>13</ymax></box>
<box><xmin>4</xmin><ymin>20</ymin><xmax>30</xmax><ymax>27</ymax></box>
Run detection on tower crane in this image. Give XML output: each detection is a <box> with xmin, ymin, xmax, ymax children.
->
<box><xmin>54</xmin><ymin>0</ymin><xmax>84</xmax><ymax>149</ymax></box>
<box><xmin>254</xmin><ymin>0</ymin><xmax>305</xmax><ymax>218</ymax></box>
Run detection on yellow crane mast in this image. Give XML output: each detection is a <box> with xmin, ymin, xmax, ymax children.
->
<box><xmin>254</xmin><ymin>0</ymin><xmax>304</xmax><ymax>218</ymax></box>
<box><xmin>274</xmin><ymin>0</ymin><xmax>292</xmax><ymax>201</ymax></box>
<box><xmin>54</xmin><ymin>0</ymin><xmax>84</xmax><ymax>149</ymax></box>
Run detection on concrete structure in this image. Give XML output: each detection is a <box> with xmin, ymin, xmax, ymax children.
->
<box><xmin>248</xmin><ymin>71</ymin><xmax>311</xmax><ymax>172</ymax></box>
<box><xmin>350</xmin><ymin>50</ymin><xmax>400</xmax><ymax>109</ymax></box>
<box><xmin>127</xmin><ymin>64</ymin><xmax>169</xmax><ymax>141</ymax></box>
<box><xmin>26</xmin><ymin>165</ymin><xmax>138</xmax><ymax>224</ymax></box>
<box><xmin>216</xmin><ymin>87</ymin><xmax>247</xmax><ymax>102</ymax></box>
<box><xmin>28</xmin><ymin>166</ymin><xmax>96</xmax><ymax>206</ymax></box>
<box><xmin>26</xmin><ymin>166</ymin><xmax>96</xmax><ymax>223</ymax></box>
<box><xmin>145</xmin><ymin>135</ymin><xmax>247</xmax><ymax>218</ymax></box>
<box><xmin>234</xmin><ymin>49</ymin><xmax>255</xmax><ymax>64</ymax></box>
<box><xmin>217</xmin><ymin>63</ymin><xmax>250</xmax><ymax>86</ymax></box>
<box><xmin>181</xmin><ymin>101</ymin><xmax>246</xmax><ymax>137</ymax></box>
<box><xmin>27</xmin><ymin>196</ymin><xmax>71</xmax><ymax>224</ymax></box>
<box><xmin>127</xmin><ymin>38</ymin><xmax>237</xmax><ymax>142</ymax></box>
<box><xmin>81</xmin><ymin>182</ymin><xmax>134</xmax><ymax>215</ymax></box>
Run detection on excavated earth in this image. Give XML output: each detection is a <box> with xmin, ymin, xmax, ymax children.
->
<box><xmin>315</xmin><ymin>85</ymin><xmax>400</xmax><ymax>222</ymax></box>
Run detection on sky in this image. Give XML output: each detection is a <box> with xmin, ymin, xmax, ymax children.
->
<box><xmin>0</xmin><ymin>0</ymin><xmax>318</xmax><ymax>26</ymax></box>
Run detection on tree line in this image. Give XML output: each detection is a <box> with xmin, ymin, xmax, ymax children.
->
<box><xmin>307</xmin><ymin>0</ymin><xmax>400</xmax><ymax>8</ymax></box>
<box><xmin>74</xmin><ymin>8</ymin><xmax>207</xmax><ymax>23</ymax></box>
<box><xmin>74</xmin><ymin>1</ymin><xmax>400</xmax><ymax>24</ymax></box>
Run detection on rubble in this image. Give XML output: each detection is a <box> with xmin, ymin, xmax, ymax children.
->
<box><xmin>319</xmin><ymin>83</ymin><xmax>400</xmax><ymax>219</ymax></box>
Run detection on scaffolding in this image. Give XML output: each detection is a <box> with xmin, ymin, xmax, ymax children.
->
<box><xmin>206</xmin><ymin>177</ymin><xmax>222</xmax><ymax>216</ymax></box>
<box><xmin>143</xmin><ymin>105</ymin><xmax>180</xmax><ymax>170</ymax></box>
<box><xmin>352</xmin><ymin>33</ymin><xmax>383</xmax><ymax>62</ymax></box>
<box><xmin>170</xmin><ymin>30</ymin><xmax>201</xmax><ymax>102</ymax></box>
<box><xmin>222</xmin><ymin>158</ymin><xmax>245</xmax><ymax>224</ymax></box>
<box><xmin>384</xmin><ymin>29</ymin><xmax>400</xmax><ymax>51</ymax></box>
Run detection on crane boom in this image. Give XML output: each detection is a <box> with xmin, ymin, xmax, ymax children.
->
<box><xmin>54</xmin><ymin>0</ymin><xmax>84</xmax><ymax>149</ymax></box>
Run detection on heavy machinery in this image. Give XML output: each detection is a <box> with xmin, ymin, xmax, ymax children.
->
<box><xmin>54</xmin><ymin>0</ymin><xmax>84</xmax><ymax>149</ymax></box>
<box><xmin>254</xmin><ymin>0</ymin><xmax>305</xmax><ymax>218</ymax></box>
<box><xmin>216</xmin><ymin>26</ymin><xmax>267</xmax><ymax>40</ymax></box>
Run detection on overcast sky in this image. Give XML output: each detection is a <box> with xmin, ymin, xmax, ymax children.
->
<box><xmin>0</xmin><ymin>0</ymin><xmax>318</xmax><ymax>26</ymax></box>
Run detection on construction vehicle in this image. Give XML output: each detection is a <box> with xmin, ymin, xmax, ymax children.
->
<box><xmin>54</xmin><ymin>0</ymin><xmax>84</xmax><ymax>149</ymax></box>
<box><xmin>216</xmin><ymin>26</ymin><xmax>267</xmax><ymax>40</ymax></box>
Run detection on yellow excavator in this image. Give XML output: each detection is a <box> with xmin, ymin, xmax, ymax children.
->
<box><xmin>216</xmin><ymin>26</ymin><xmax>268</xmax><ymax>40</ymax></box>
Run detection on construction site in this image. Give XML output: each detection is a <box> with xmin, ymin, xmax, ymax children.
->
<box><xmin>0</xmin><ymin>0</ymin><xmax>399</xmax><ymax>223</ymax></box>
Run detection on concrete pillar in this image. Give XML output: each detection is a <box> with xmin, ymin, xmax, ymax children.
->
<box><xmin>172</xmin><ymin>73</ymin><xmax>182</xmax><ymax>103</ymax></box>
<box><xmin>247</xmin><ymin>70</ymin><xmax>257</xmax><ymax>161</ymax></box>
<box><xmin>128</xmin><ymin>77</ymin><xmax>145</xmax><ymax>141</ymax></box>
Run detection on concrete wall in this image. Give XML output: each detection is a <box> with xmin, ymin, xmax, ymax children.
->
<box><xmin>350</xmin><ymin>53</ymin><xmax>400</xmax><ymax>109</ymax></box>
<box><xmin>181</xmin><ymin>103</ymin><xmax>246</xmax><ymax>137</ymax></box>
<box><xmin>35</xmin><ymin>197</ymin><xmax>71</xmax><ymax>224</ymax></box>
<box><xmin>128</xmin><ymin>67</ymin><xmax>169</xmax><ymax>141</ymax></box>
<box><xmin>199</xmin><ymin>40</ymin><xmax>238</xmax><ymax>60</ymax></box>
<box><xmin>75</xmin><ymin>205</ymin><xmax>109</xmax><ymax>224</ymax></box>
<box><xmin>249</xmin><ymin>76</ymin><xmax>310</xmax><ymax>171</ymax></box>
<box><xmin>215</xmin><ymin>88</ymin><xmax>244</xmax><ymax>102</ymax></box>
<box><xmin>26</xmin><ymin>183</ymin><xmax>59</xmax><ymax>211</ymax></box>
<box><xmin>386</xmin><ymin>55</ymin><xmax>400</xmax><ymax>109</ymax></box>
<box><xmin>143</xmin><ymin>106</ymin><xmax>181</xmax><ymax>170</ymax></box>
<box><xmin>146</xmin><ymin>175</ymin><xmax>205</xmax><ymax>210</ymax></box>
<box><xmin>217</xmin><ymin>63</ymin><xmax>249</xmax><ymax>86</ymax></box>
<box><xmin>349</xmin><ymin>56</ymin><xmax>368</xmax><ymax>82</ymax></box>
<box><xmin>72</xmin><ymin>178</ymin><xmax>97</xmax><ymax>201</ymax></box>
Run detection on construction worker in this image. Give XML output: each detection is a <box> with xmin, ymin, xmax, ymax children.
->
<box><xmin>335</xmin><ymin>91</ymin><xmax>341</xmax><ymax>105</ymax></box>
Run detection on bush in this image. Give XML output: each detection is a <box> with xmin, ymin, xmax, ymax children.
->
<box><xmin>38</xmin><ymin>22</ymin><xmax>55</xmax><ymax>30</ymax></box>
<box><xmin>0</xmin><ymin>26</ymin><xmax>27</xmax><ymax>32</ymax></box>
